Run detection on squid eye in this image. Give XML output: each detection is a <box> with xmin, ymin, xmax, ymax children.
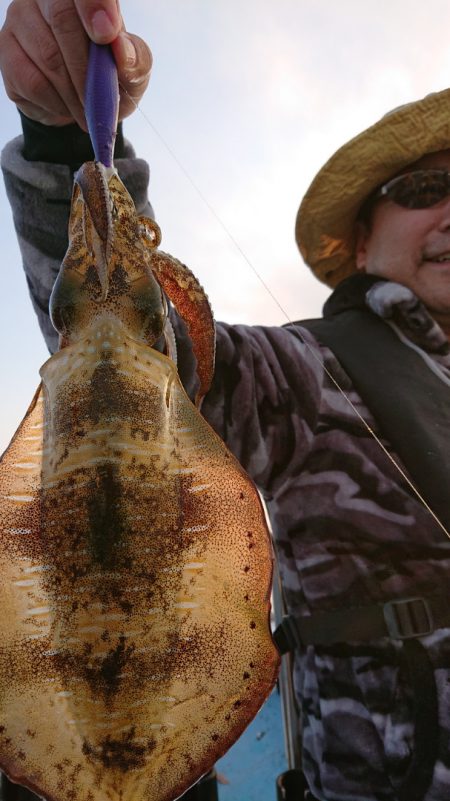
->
<box><xmin>139</xmin><ymin>220</ymin><xmax>162</xmax><ymax>249</ymax></box>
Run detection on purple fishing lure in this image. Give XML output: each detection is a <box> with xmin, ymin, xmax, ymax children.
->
<box><xmin>84</xmin><ymin>42</ymin><xmax>119</xmax><ymax>167</ymax></box>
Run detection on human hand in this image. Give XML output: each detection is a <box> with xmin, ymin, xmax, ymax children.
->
<box><xmin>0</xmin><ymin>0</ymin><xmax>152</xmax><ymax>129</ymax></box>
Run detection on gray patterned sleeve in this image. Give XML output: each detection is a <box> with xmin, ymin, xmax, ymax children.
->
<box><xmin>201</xmin><ymin>322</ymin><xmax>325</xmax><ymax>492</ymax></box>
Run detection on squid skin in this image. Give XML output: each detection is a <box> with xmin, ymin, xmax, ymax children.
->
<box><xmin>0</xmin><ymin>163</ymin><xmax>280</xmax><ymax>801</ymax></box>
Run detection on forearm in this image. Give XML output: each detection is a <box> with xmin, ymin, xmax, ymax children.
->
<box><xmin>201</xmin><ymin>322</ymin><xmax>323</xmax><ymax>491</ymax></box>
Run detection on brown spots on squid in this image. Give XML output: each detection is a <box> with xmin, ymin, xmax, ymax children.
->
<box><xmin>82</xmin><ymin>727</ymin><xmax>154</xmax><ymax>772</ymax></box>
<box><xmin>86</xmin><ymin>462</ymin><xmax>126</xmax><ymax>566</ymax></box>
<box><xmin>130</xmin><ymin>427</ymin><xmax>150</xmax><ymax>442</ymax></box>
<box><xmin>81</xmin><ymin>636</ymin><xmax>135</xmax><ymax>697</ymax></box>
<box><xmin>50</xmin><ymin>352</ymin><xmax>162</xmax><ymax>442</ymax></box>
<box><xmin>86</xmin><ymin>357</ymin><xmax>141</xmax><ymax>427</ymax></box>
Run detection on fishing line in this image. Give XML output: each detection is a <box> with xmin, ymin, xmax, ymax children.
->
<box><xmin>121</xmin><ymin>85</ymin><xmax>450</xmax><ymax>541</ymax></box>
<box><xmin>123</xmin><ymin>89</ymin><xmax>289</xmax><ymax>322</ymax></box>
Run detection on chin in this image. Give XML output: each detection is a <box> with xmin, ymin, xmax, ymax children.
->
<box><xmin>424</xmin><ymin>297</ymin><xmax>450</xmax><ymax>316</ymax></box>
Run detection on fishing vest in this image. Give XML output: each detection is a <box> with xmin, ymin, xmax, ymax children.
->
<box><xmin>274</xmin><ymin>274</ymin><xmax>450</xmax><ymax>801</ymax></box>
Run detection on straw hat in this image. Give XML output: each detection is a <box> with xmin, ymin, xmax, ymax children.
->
<box><xmin>296</xmin><ymin>88</ymin><xmax>450</xmax><ymax>288</ymax></box>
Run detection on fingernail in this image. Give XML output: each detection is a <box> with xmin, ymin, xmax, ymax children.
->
<box><xmin>91</xmin><ymin>9</ymin><xmax>116</xmax><ymax>39</ymax></box>
<box><xmin>118</xmin><ymin>33</ymin><xmax>136</xmax><ymax>66</ymax></box>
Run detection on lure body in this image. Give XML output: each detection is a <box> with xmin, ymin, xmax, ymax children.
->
<box><xmin>85</xmin><ymin>42</ymin><xmax>118</xmax><ymax>168</ymax></box>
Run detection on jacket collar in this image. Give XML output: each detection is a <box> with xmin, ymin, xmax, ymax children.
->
<box><xmin>324</xmin><ymin>273</ymin><xmax>450</xmax><ymax>357</ymax></box>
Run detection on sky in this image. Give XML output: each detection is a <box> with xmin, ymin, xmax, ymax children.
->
<box><xmin>1</xmin><ymin>0</ymin><xmax>450</xmax><ymax>451</ymax></box>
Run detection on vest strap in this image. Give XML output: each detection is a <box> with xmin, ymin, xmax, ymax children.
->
<box><xmin>273</xmin><ymin>592</ymin><xmax>449</xmax><ymax>654</ymax></box>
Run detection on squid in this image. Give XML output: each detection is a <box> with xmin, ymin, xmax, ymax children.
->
<box><xmin>0</xmin><ymin>44</ymin><xmax>280</xmax><ymax>801</ymax></box>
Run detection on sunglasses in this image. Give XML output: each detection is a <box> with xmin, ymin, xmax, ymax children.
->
<box><xmin>374</xmin><ymin>169</ymin><xmax>450</xmax><ymax>209</ymax></box>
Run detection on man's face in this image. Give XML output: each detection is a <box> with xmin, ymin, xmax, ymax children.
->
<box><xmin>356</xmin><ymin>149</ymin><xmax>450</xmax><ymax>319</ymax></box>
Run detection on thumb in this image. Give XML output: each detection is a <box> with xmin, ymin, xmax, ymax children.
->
<box><xmin>74</xmin><ymin>0</ymin><xmax>123</xmax><ymax>43</ymax></box>
<box><xmin>111</xmin><ymin>32</ymin><xmax>153</xmax><ymax>120</ymax></box>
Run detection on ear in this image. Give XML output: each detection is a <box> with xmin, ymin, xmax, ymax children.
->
<box><xmin>354</xmin><ymin>220</ymin><xmax>370</xmax><ymax>271</ymax></box>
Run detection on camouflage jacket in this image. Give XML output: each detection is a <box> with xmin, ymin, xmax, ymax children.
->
<box><xmin>3</xmin><ymin>134</ymin><xmax>450</xmax><ymax>801</ymax></box>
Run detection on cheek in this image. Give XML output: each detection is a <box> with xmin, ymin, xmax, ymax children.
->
<box><xmin>375</xmin><ymin>218</ymin><xmax>420</xmax><ymax>259</ymax></box>
<box><xmin>361</xmin><ymin>228</ymin><xmax>421</xmax><ymax>280</ymax></box>
<box><xmin>364</xmin><ymin>232</ymin><xmax>398</xmax><ymax>275</ymax></box>
<box><xmin>357</xmin><ymin>203</ymin><xmax>432</xmax><ymax>277</ymax></box>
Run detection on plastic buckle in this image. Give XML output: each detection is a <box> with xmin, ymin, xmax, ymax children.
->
<box><xmin>383</xmin><ymin>597</ymin><xmax>433</xmax><ymax>639</ymax></box>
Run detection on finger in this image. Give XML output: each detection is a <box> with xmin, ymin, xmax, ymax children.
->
<box><xmin>0</xmin><ymin>29</ymin><xmax>75</xmax><ymax>124</ymax></box>
<box><xmin>111</xmin><ymin>32</ymin><xmax>152</xmax><ymax>120</ymax></box>
<box><xmin>73</xmin><ymin>0</ymin><xmax>122</xmax><ymax>43</ymax></box>
<box><xmin>38</xmin><ymin>0</ymin><xmax>91</xmax><ymax>106</ymax></box>
<box><xmin>13</xmin><ymin>99</ymin><xmax>74</xmax><ymax>127</ymax></box>
<box><xmin>13</xmin><ymin>0</ymin><xmax>86</xmax><ymax>129</ymax></box>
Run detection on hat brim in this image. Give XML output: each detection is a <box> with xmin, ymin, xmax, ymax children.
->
<box><xmin>296</xmin><ymin>88</ymin><xmax>450</xmax><ymax>288</ymax></box>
